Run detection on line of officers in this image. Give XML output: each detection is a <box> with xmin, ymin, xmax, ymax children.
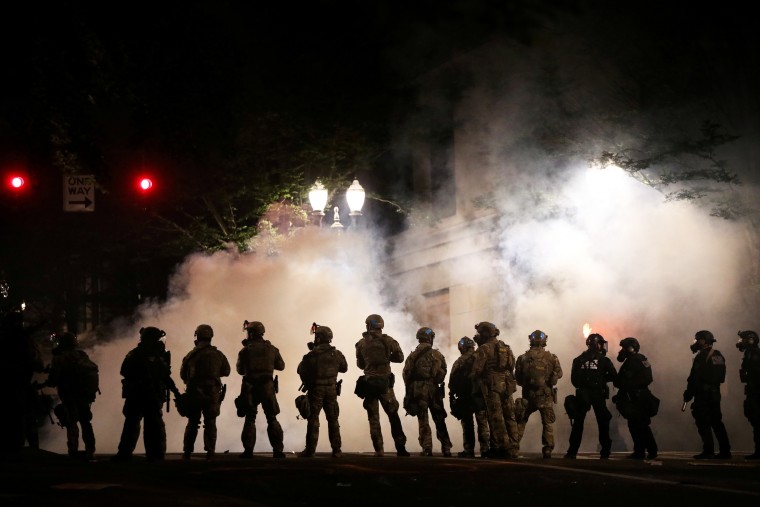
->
<box><xmin>40</xmin><ymin>314</ymin><xmax>760</xmax><ymax>462</ymax></box>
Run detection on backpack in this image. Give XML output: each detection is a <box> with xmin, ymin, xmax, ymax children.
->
<box><xmin>77</xmin><ymin>355</ymin><xmax>100</xmax><ymax>401</ymax></box>
<box><xmin>494</xmin><ymin>340</ymin><xmax>513</xmax><ymax>372</ymax></box>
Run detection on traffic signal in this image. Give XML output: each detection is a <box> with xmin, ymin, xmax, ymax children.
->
<box><xmin>4</xmin><ymin>171</ymin><xmax>29</xmax><ymax>195</ymax></box>
<box><xmin>137</xmin><ymin>176</ymin><xmax>155</xmax><ymax>193</ymax></box>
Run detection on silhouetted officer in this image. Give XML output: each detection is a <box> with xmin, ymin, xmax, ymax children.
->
<box><xmin>113</xmin><ymin>327</ymin><xmax>179</xmax><ymax>462</ymax></box>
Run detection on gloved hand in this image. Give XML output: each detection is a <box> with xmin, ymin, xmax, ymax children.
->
<box><xmin>683</xmin><ymin>390</ymin><xmax>693</xmax><ymax>403</ymax></box>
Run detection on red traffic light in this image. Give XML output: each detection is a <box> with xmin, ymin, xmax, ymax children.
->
<box><xmin>5</xmin><ymin>173</ymin><xmax>28</xmax><ymax>192</ymax></box>
<box><xmin>137</xmin><ymin>177</ymin><xmax>154</xmax><ymax>192</ymax></box>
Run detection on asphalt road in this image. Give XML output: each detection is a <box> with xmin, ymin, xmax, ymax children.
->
<box><xmin>2</xmin><ymin>449</ymin><xmax>759</xmax><ymax>507</ymax></box>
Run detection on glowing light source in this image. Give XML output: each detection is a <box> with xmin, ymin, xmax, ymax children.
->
<box><xmin>346</xmin><ymin>178</ymin><xmax>365</xmax><ymax>215</ymax></box>
<box><xmin>308</xmin><ymin>180</ymin><xmax>328</xmax><ymax>213</ymax></box>
<box><xmin>582</xmin><ymin>323</ymin><xmax>592</xmax><ymax>338</ymax></box>
<box><xmin>10</xmin><ymin>176</ymin><xmax>25</xmax><ymax>189</ymax></box>
<box><xmin>139</xmin><ymin>177</ymin><xmax>154</xmax><ymax>191</ymax></box>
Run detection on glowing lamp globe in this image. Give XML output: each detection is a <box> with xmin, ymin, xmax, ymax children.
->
<box><xmin>346</xmin><ymin>179</ymin><xmax>365</xmax><ymax>215</ymax></box>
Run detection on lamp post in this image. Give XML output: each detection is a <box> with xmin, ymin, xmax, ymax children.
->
<box><xmin>330</xmin><ymin>206</ymin><xmax>344</xmax><ymax>232</ymax></box>
<box><xmin>308</xmin><ymin>180</ymin><xmax>328</xmax><ymax>227</ymax></box>
<box><xmin>346</xmin><ymin>178</ymin><xmax>365</xmax><ymax>229</ymax></box>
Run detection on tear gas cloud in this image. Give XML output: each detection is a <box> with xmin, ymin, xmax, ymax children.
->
<box><xmin>39</xmin><ymin>30</ymin><xmax>759</xmax><ymax>457</ymax></box>
<box><xmin>39</xmin><ymin>170</ymin><xmax>757</xmax><ymax>456</ymax></box>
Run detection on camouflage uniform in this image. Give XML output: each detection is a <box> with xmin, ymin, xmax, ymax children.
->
<box><xmin>449</xmin><ymin>342</ymin><xmax>490</xmax><ymax>457</ymax></box>
<box><xmin>515</xmin><ymin>340</ymin><xmax>563</xmax><ymax>458</ymax></box>
<box><xmin>237</xmin><ymin>332</ymin><xmax>286</xmax><ymax>458</ymax></box>
<box><xmin>296</xmin><ymin>328</ymin><xmax>347</xmax><ymax>457</ymax></box>
<box><xmin>402</xmin><ymin>329</ymin><xmax>452</xmax><ymax>456</ymax></box>
<box><xmin>45</xmin><ymin>337</ymin><xmax>98</xmax><ymax>459</ymax></box>
<box><xmin>470</xmin><ymin>322</ymin><xmax>519</xmax><ymax>458</ymax></box>
<box><xmin>180</xmin><ymin>329</ymin><xmax>231</xmax><ymax>459</ymax></box>
<box><xmin>114</xmin><ymin>328</ymin><xmax>179</xmax><ymax>461</ymax></box>
<box><xmin>355</xmin><ymin>315</ymin><xmax>409</xmax><ymax>456</ymax></box>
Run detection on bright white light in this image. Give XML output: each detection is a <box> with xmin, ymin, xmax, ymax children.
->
<box><xmin>346</xmin><ymin>178</ymin><xmax>365</xmax><ymax>214</ymax></box>
<box><xmin>584</xmin><ymin>165</ymin><xmax>630</xmax><ymax>198</ymax></box>
<box><xmin>308</xmin><ymin>180</ymin><xmax>328</xmax><ymax>213</ymax></box>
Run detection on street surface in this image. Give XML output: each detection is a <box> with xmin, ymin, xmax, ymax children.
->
<box><xmin>1</xmin><ymin>449</ymin><xmax>759</xmax><ymax>506</ymax></box>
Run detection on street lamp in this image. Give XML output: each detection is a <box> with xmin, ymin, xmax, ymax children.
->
<box><xmin>346</xmin><ymin>178</ymin><xmax>365</xmax><ymax>228</ymax></box>
<box><xmin>330</xmin><ymin>206</ymin><xmax>344</xmax><ymax>232</ymax></box>
<box><xmin>308</xmin><ymin>180</ymin><xmax>328</xmax><ymax>227</ymax></box>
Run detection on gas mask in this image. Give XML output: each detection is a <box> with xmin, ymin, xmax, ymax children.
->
<box><xmin>690</xmin><ymin>339</ymin><xmax>705</xmax><ymax>354</ymax></box>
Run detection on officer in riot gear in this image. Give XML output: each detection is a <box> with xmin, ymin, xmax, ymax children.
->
<box><xmin>236</xmin><ymin>320</ymin><xmax>286</xmax><ymax>458</ymax></box>
<box><xmin>113</xmin><ymin>327</ymin><xmax>180</xmax><ymax>462</ymax></box>
<box><xmin>180</xmin><ymin>324</ymin><xmax>231</xmax><ymax>460</ymax></box>
<box><xmin>355</xmin><ymin>313</ymin><xmax>410</xmax><ymax>457</ymax></box>
<box><xmin>402</xmin><ymin>327</ymin><xmax>452</xmax><ymax>457</ymax></box>
<box><xmin>564</xmin><ymin>333</ymin><xmax>617</xmax><ymax>459</ymax></box>
<box><xmin>515</xmin><ymin>329</ymin><xmax>563</xmax><ymax>458</ymax></box>
<box><xmin>296</xmin><ymin>323</ymin><xmax>347</xmax><ymax>457</ymax></box>
<box><xmin>44</xmin><ymin>331</ymin><xmax>99</xmax><ymax>460</ymax></box>
<box><xmin>470</xmin><ymin>321</ymin><xmax>519</xmax><ymax>458</ymax></box>
<box><xmin>449</xmin><ymin>337</ymin><xmax>490</xmax><ymax>458</ymax></box>
<box><xmin>737</xmin><ymin>330</ymin><xmax>759</xmax><ymax>459</ymax></box>
<box><xmin>683</xmin><ymin>330</ymin><xmax>731</xmax><ymax>459</ymax></box>
<box><xmin>613</xmin><ymin>337</ymin><xmax>658</xmax><ymax>460</ymax></box>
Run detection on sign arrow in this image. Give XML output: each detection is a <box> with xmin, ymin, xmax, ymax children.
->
<box><xmin>68</xmin><ymin>197</ymin><xmax>93</xmax><ymax>208</ymax></box>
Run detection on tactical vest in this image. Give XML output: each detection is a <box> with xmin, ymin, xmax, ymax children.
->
<box><xmin>301</xmin><ymin>346</ymin><xmax>340</xmax><ymax>386</ymax></box>
<box><xmin>361</xmin><ymin>335</ymin><xmax>389</xmax><ymax>369</ymax></box>
<box><xmin>245</xmin><ymin>340</ymin><xmax>277</xmax><ymax>374</ymax></box>
<box><xmin>493</xmin><ymin>340</ymin><xmax>514</xmax><ymax>372</ymax></box>
<box><xmin>519</xmin><ymin>349</ymin><xmax>550</xmax><ymax>388</ymax></box>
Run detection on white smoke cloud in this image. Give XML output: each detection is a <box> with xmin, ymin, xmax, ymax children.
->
<box><xmin>40</xmin><ymin>228</ymin><xmax>426</xmax><ymax>456</ymax></box>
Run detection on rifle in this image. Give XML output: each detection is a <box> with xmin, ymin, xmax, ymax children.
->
<box><xmin>273</xmin><ymin>375</ymin><xmax>279</xmax><ymax>394</ymax></box>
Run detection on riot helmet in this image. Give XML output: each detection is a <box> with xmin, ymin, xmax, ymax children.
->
<box><xmin>365</xmin><ymin>314</ymin><xmax>384</xmax><ymax>331</ymax></box>
<box><xmin>194</xmin><ymin>324</ymin><xmax>214</xmax><ymax>341</ymax></box>
<box><xmin>737</xmin><ymin>330</ymin><xmax>759</xmax><ymax>352</ymax></box>
<box><xmin>474</xmin><ymin>321</ymin><xmax>499</xmax><ymax>340</ymax></box>
<box><xmin>140</xmin><ymin>326</ymin><xmax>166</xmax><ymax>343</ymax></box>
<box><xmin>314</xmin><ymin>325</ymin><xmax>333</xmax><ymax>344</ymax></box>
<box><xmin>617</xmin><ymin>337</ymin><xmax>640</xmax><ymax>362</ymax></box>
<box><xmin>458</xmin><ymin>336</ymin><xmax>475</xmax><ymax>354</ymax></box>
<box><xmin>54</xmin><ymin>331</ymin><xmax>78</xmax><ymax>350</ymax></box>
<box><xmin>416</xmin><ymin>327</ymin><xmax>435</xmax><ymax>343</ymax></box>
<box><xmin>529</xmin><ymin>329</ymin><xmax>548</xmax><ymax>347</ymax></box>
<box><xmin>691</xmin><ymin>330</ymin><xmax>715</xmax><ymax>353</ymax></box>
<box><xmin>243</xmin><ymin>320</ymin><xmax>265</xmax><ymax>337</ymax></box>
<box><xmin>586</xmin><ymin>333</ymin><xmax>607</xmax><ymax>354</ymax></box>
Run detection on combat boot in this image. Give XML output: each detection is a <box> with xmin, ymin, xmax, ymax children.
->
<box><xmin>746</xmin><ymin>452</ymin><xmax>760</xmax><ymax>460</ymax></box>
<box><xmin>442</xmin><ymin>449</ymin><xmax>452</xmax><ymax>457</ymax></box>
<box><xmin>239</xmin><ymin>449</ymin><xmax>253</xmax><ymax>459</ymax></box>
<box><xmin>331</xmin><ymin>449</ymin><xmax>343</xmax><ymax>458</ymax></box>
<box><xmin>421</xmin><ymin>449</ymin><xmax>433</xmax><ymax>456</ymax></box>
<box><xmin>396</xmin><ymin>447</ymin><xmax>410</xmax><ymax>457</ymax></box>
<box><xmin>273</xmin><ymin>450</ymin><xmax>286</xmax><ymax>458</ymax></box>
<box><xmin>298</xmin><ymin>449</ymin><xmax>315</xmax><ymax>458</ymax></box>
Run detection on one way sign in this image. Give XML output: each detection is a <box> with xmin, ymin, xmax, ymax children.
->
<box><xmin>63</xmin><ymin>175</ymin><xmax>95</xmax><ymax>212</ymax></box>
